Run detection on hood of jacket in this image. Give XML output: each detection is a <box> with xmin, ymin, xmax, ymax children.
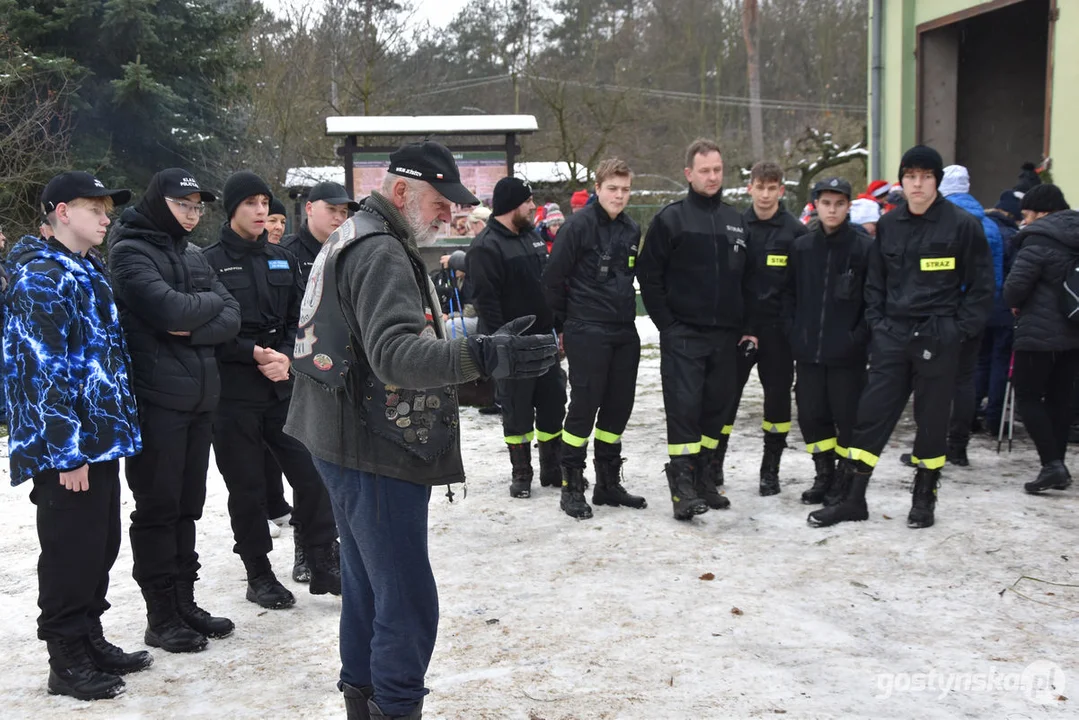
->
<box><xmin>109</xmin><ymin>207</ymin><xmax>186</xmax><ymax>252</ymax></box>
<box><xmin>945</xmin><ymin>192</ymin><xmax>986</xmax><ymax>221</ymax></box>
<box><xmin>1018</xmin><ymin>209</ymin><xmax>1079</xmax><ymax>252</ymax></box>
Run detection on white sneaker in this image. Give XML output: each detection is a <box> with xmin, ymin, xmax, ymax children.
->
<box><xmin>270</xmin><ymin>513</ymin><xmax>291</xmax><ymax>527</ymax></box>
<box><xmin>268</xmin><ymin>519</ymin><xmax>281</xmax><ymax>538</ymax></box>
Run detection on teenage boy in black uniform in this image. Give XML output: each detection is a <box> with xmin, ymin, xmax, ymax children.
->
<box><xmin>203</xmin><ymin>171</ymin><xmax>340</xmax><ymax>607</ymax></box>
<box><xmin>783</xmin><ymin>178</ymin><xmax>872</xmax><ymax>505</ymax></box>
<box><xmin>809</xmin><ymin>146</ymin><xmax>993</xmax><ymax>529</ymax></box>
<box><xmin>469</xmin><ymin>177</ymin><xmax>566</xmax><ymax>498</ymax></box>
<box><xmin>5</xmin><ymin>172</ymin><xmax>149</xmax><ymax>700</ymax></box>
<box><xmin>542</xmin><ymin>158</ymin><xmax>646</xmax><ymax>519</ymax></box>
<box><xmin>721</xmin><ymin>161</ymin><xmax>806</xmax><ymax>496</ymax></box>
<box><xmin>637</xmin><ymin>138</ymin><xmax>757</xmax><ymax>520</ymax></box>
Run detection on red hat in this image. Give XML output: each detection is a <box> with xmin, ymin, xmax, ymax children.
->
<box><xmin>866</xmin><ymin>180</ymin><xmax>891</xmax><ymax>199</ymax></box>
<box><xmin>570</xmin><ymin>190</ymin><xmax>590</xmax><ymax>209</ymax></box>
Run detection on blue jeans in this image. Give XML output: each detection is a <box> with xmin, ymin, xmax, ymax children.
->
<box><xmin>311</xmin><ymin>458</ymin><xmax>436</xmax><ymax>716</ymax></box>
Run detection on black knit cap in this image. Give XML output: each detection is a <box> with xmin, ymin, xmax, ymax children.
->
<box><xmin>269</xmin><ymin>196</ymin><xmax>288</xmax><ymax>217</ymax></box>
<box><xmin>898</xmin><ymin>145</ymin><xmax>944</xmax><ymax>187</ymax></box>
<box><xmin>1020</xmin><ymin>183</ymin><xmax>1070</xmax><ymax>213</ymax></box>
<box><xmin>492</xmin><ymin>177</ymin><xmax>533</xmax><ymax>216</ymax></box>
<box><xmin>223</xmin><ymin>170</ymin><xmax>273</xmax><ymax>218</ymax></box>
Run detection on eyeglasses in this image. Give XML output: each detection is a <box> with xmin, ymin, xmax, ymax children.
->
<box><xmin>165</xmin><ymin>197</ymin><xmax>207</xmax><ymax>216</ymax></box>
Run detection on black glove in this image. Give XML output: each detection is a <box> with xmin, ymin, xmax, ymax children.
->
<box><xmin>466</xmin><ymin>315</ymin><xmax>559</xmax><ymax>380</ymax></box>
<box><xmin>739</xmin><ymin>338</ymin><xmax>757</xmax><ymax>362</ymax></box>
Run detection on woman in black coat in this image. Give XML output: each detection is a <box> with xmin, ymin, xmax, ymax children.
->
<box><xmin>108</xmin><ymin>169</ymin><xmax>241</xmax><ymax>651</ymax></box>
<box><xmin>1002</xmin><ymin>184</ymin><xmax>1079</xmax><ymax>493</ymax></box>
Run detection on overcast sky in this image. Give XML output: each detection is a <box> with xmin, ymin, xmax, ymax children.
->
<box><xmin>260</xmin><ymin>0</ymin><xmax>472</xmax><ymax>29</ymax></box>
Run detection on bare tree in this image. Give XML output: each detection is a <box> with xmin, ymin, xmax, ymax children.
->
<box><xmin>741</xmin><ymin>0</ymin><xmax>764</xmax><ymax>160</ymax></box>
<box><xmin>785</xmin><ymin>127</ymin><xmax>868</xmax><ymax>211</ymax></box>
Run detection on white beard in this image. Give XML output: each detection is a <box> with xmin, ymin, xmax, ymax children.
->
<box><xmin>404</xmin><ymin>193</ymin><xmax>443</xmax><ymax>246</ymax></box>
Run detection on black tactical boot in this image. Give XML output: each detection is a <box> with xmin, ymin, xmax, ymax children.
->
<box><xmin>308</xmin><ymin>541</ymin><xmax>342</xmax><ymax>596</ymax></box>
<box><xmin>142</xmin><ymin>585</ymin><xmax>208</xmax><ymax>653</ymax></box>
<box><xmin>807</xmin><ymin>465</ymin><xmax>870</xmax><ymax>527</ymax></box>
<box><xmin>368</xmin><ymin>697</ymin><xmax>423</xmax><ymax>719</ymax></box>
<box><xmin>759</xmin><ymin>433</ymin><xmax>785</xmax><ymax>496</ymax></box>
<box><xmin>946</xmin><ymin>440</ymin><xmax>969</xmax><ymax>467</ymax></box>
<box><xmin>592</xmin><ymin>457</ymin><xmax>647</xmax><ymax>509</ymax></box>
<box><xmin>695</xmin><ymin>449</ymin><xmax>730</xmax><ymax>510</ymax></box>
<box><xmin>665</xmin><ymin>457</ymin><xmax>708</xmax><ymax>520</ymax></box>
<box><xmin>244</xmin><ymin>555</ymin><xmax>296</xmax><ymax>609</ymax></box>
<box><xmin>822</xmin><ymin>458</ymin><xmax>853</xmax><ymax>507</ymax></box>
<box><xmin>559</xmin><ymin>466</ymin><xmax>594</xmax><ymax>519</ymax></box>
<box><xmin>47</xmin><ymin>637</ymin><xmax>125</xmax><ymax>700</ymax></box>
<box><xmin>507</xmin><ymin>442</ymin><xmax>533</xmax><ymax>498</ymax></box>
<box><xmin>801</xmin><ymin>450</ymin><xmax>836</xmax><ymax>505</ymax></box>
<box><xmin>538</xmin><ymin>439</ymin><xmax>562</xmax><ymax>487</ymax></box>
<box><xmin>293</xmin><ymin>529</ymin><xmax>311</xmax><ymax>583</ymax></box>
<box><xmin>908</xmin><ymin>468</ymin><xmax>941</xmax><ymax>528</ymax></box>
<box><xmin>86</xmin><ymin>618</ymin><xmax>152</xmax><ymax>675</ymax></box>
<box><xmin>342</xmin><ymin>681</ymin><xmax>374</xmax><ymax>720</ymax></box>
<box><xmin>175</xmin><ymin>578</ymin><xmax>234</xmax><ymax>638</ymax></box>
<box><xmin>1024</xmin><ymin>460</ymin><xmax>1072</xmax><ymax>493</ymax></box>
<box><xmin>713</xmin><ymin>435</ymin><xmax>729</xmax><ymax>486</ymax></box>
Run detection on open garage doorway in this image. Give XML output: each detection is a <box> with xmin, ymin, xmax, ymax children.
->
<box><xmin>918</xmin><ymin>0</ymin><xmax>1054</xmax><ymax>205</ymax></box>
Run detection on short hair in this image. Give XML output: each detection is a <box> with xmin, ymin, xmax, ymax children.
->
<box><xmin>45</xmin><ymin>196</ymin><xmax>115</xmax><ymax>228</ymax></box>
<box><xmin>749</xmin><ymin>161</ymin><xmax>784</xmax><ymax>185</ymax></box>
<box><xmin>1020</xmin><ymin>183</ymin><xmax>1070</xmax><ymax>213</ymax></box>
<box><xmin>685</xmin><ymin>138</ymin><xmax>722</xmax><ymax>169</ymax></box>
<box><xmin>381</xmin><ymin>172</ymin><xmax>424</xmax><ymax>197</ymax></box>
<box><xmin>595</xmin><ymin>158</ymin><xmax>632</xmax><ymax>186</ymax></box>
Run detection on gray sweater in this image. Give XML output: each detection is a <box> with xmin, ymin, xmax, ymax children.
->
<box><xmin>284</xmin><ymin>192</ymin><xmax>481</xmax><ymax>484</ymax></box>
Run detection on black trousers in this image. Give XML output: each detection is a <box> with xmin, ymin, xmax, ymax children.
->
<box><xmin>31</xmin><ymin>460</ymin><xmax>121</xmax><ymax>641</ymax></box>
<box><xmin>263</xmin><ymin>449</ymin><xmax>292</xmax><ymax>520</ymax></box>
<box><xmin>724</xmin><ymin>323</ymin><xmax>794</xmax><ymax>435</ymax></box>
<box><xmin>126</xmin><ymin>404</ymin><xmax>212</xmax><ymax>590</ymax></box>
<box><xmin>1013</xmin><ymin>349</ymin><xmax>1079</xmax><ymax>465</ymax></box>
<box><xmin>496</xmin><ymin>362</ymin><xmax>567</xmax><ymax>444</ymax></box>
<box><xmin>948</xmin><ymin>334</ymin><xmax>983</xmax><ymax>446</ymax></box>
<box><xmin>660</xmin><ymin>323</ymin><xmax>740</xmax><ymax>457</ymax></box>
<box><xmin>795</xmin><ymin>362</ymin><xmax>867</xmax><ymax>456</ymax></box>
<box><xmin>848</xmin><ymin>324</ymin><xmax>961</xmax><ymax>470</ymax></box>
<box><xmin>213</xmin><ymin>397</ymin><xmax>337</xmax><ymax>560</ymax></box>
<box><xmin>561</xmin><ymin>322</ymin><xmax>640</xmax><ymax>468</ymax></box>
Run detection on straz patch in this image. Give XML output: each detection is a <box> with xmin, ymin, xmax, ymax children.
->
<box><xmin>267</xmin><ymin>259</ymin><xmax>290</xmax><ymax>271</ymax></box>
<box><xmin>920</xmin><ymin>257</ymin><xmax>956</xmax><ymax>271</ymax></box>
<box><xmin>766</xmin><ymin>254</ymin><xmax>788</xmax><ymax>267</ymax></box>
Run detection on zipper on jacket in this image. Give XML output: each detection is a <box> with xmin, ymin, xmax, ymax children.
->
<box><xmin>815</xmin><ymin>241</ymin><xmax>832</xmax><ymax>364</ymax></box>
<box><xmin>710</xmin><ymin>209</ymin><xmax>720</xmax><ymax>327</ymax></box>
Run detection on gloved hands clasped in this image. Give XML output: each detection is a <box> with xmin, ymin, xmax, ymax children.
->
<box><xmin>466</xmin><ymin>316</ymin><xmax>559</xmax><ymax>380</ymax></box>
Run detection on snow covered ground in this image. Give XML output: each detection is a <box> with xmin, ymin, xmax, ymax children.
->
<box><xmin>0</xmin><ymin>317</ymin><xmax>1075</xmax><ymax>719</ymax></box>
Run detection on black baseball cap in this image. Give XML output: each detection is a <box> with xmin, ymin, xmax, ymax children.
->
<box><xmin>158</xmin><ymin>168</ymin><xmax>216</xmax><ymax>202</ymax></box>
<box><xmin>387</xmin><ymin>141</ymin><xmax>480</xmax><ymax>206</ymax></box>
<box><xmin>308</xmin><ymin>181</ymin><xmax>359</xmax><ymax>211</ymax></box>
<box><xmin>812</xmin><ymin>177</ymin><xmax>852</xmax><ymax>201</ymax></box>
<box><xmin>41</xmin><ymin>171</ymin><xmax>132</xmax><ymax>213</ymax></box>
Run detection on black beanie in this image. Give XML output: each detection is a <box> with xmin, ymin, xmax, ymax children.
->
<box><xmin>223</xmin><ymin>171</ymin><xmax>273</xmax><ymax>218</ymax></box>
<box><xmin>898</xmin><ymin>145</ymin><xmax>944</xmax><ymax>187</ymax></box>
<box><xmin>269</xmin><ymin>196</ymin><xmax>287</xmax><ymax>217</ymax></box>
<box><xmin>1020</xmin><ymin>183</ymin><xmax>1070</xmax><ymax>213</ymax></box>
<box><xmin>492</xmin><ymin>177</ymin><xmax>533</xmax><ymax>216</ymax></box>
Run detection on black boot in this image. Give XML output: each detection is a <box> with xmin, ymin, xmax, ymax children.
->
<box><xmin>559</xmin><ymin>466</ymin><xmax>594</xmax><ymax>519</ymax></box>
<box><xmin>1024</xmin><ymin>460</ymin><xmax>1072</xmax><ymax>493</ymax></box>
<box><xmin>341</xmin><ymin>681</ymin><xmax>373</xmax><ymax>720</ymax></box>
<box><xmin>244</xmin><ymin>555</ymin><xmax>296</xmax><ymax>609</ymax></box>
<box><xmin>822</xmin><ymin>458</ymin><xmax>853</xmax><ymax>507</ymax></box>
<box><xmin>713</xmin><ymin>435</ymin><xmax>729</xmax><ymax>487</ymax></box>
<box><xmin>308</xmin><ymin>541</ymin><xmax>342</xmax><ymax>596</ymax></box>
<box><xmin>908</xmin><ymin>468</ymin><xmax>941</xmax><ymax>528</ymax></box>
<box><xmin>292</xmin><ymin>529</ymin><xmax>311</xmax><ymax>583</ymax></box>
<box><xmin>507</xmin><ymin>442</ymin><xmax>533</xmax><ymax>498</ymax></box>
<box><xmin>368</xmin><ymin>697</ymin><xmax>423</xmax><ymax>719</ymax></box>
<box><xmin>175</xmin><ymin>578</ymin><xmax>235</xmax><ymax>638</ymax></box>
<box><xmin>946</xmin><ymin>440</ymin><xmax>969</xmax><ymax>467</ymax></box>
<box><xmin>142</xmin><ymin>585</ymin><xmax>208</xmax><ymax>653</ymax></box>
<box><xmin>801</xmin><ymin>450</ymin><xmax>836</xmax><ymax>505</ymax></box>
<box><xmin>592</xmin><ymin>457</ymin><xmax>647</xmax><ymax>509</ymax></box>
<box><xmin>46</xmin><ymin>637</ymin><xmax>125</xmax><ymax>701</ymax></box>
<box><xmin>759</xmin><ymin>433</ymin><xmax>785</xmax><ymax>496</ymax></box>
<box><xmin>807</xmin><ymin>465</ymin><xmax>870</xmax><ymax>527</ymax></box>
<box><xmin>538</xmin><ymin>439</ymin><xmax>562</xmax><ymax>487</ymax></box>
<box><xmin>86</xmin><ymin>618</ymin><xmax>152</xmax><ymax>675</ymax></box>
<box><xmin>665</xmin><ymin>457</ymin><xmax>708</xmax><ymax>520</ymax></box>
<box><xmin>695</xmin><ymin>449</ymin><xmax>730</xmax><ymax>510</ymax></box>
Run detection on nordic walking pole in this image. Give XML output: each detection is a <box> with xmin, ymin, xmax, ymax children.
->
<box><xmin>997</xmin><ymin>352</ymin><xmax>1014</xmax><ymax>453</ymax></box>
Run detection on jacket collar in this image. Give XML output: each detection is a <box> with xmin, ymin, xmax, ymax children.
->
<box><xmin>218</xmin><ymin>222</ymin><xmax>268</xmax><ymax>257</ymax></box>
<box><xmin>296</xmin><ymin>221</ymin><xmax>324</xmax><ymax>256</ymax></box>
<box><xmin>897</xmin><ymin>193</ymin><xmax>946</xmax><ymax>223</ymax></box>
<box><xmin>363</xmin><ymin>191</ymin><xmax>416</xmax><ymax>251</ymax></box>
<box><xmin>746</xmin><ymin>206</ymin><xmax>787</xmax><ymax>227</ymax></box>
<box><xmin>686</xmin><ymin>185</ymin><xmax>724</xmax><ymax>210</ymax></box>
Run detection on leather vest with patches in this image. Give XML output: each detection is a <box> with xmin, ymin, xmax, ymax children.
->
<box><xmin>293</xmin><ymin>207</ymin><xmax>460</xmax><ymax>462</ymax></box>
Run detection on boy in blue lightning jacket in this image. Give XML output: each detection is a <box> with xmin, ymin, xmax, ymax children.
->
<box><xmin>3</xmin><ymin>172</ymin><xmax>148</xmax><ymax>701</ymax></box>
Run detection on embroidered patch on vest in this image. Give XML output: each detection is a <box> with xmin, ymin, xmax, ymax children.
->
<box><xmin>766</xmin><ymin>254</ymin><xmax>788</xmax><ymax>267</ymax></box>
<box><xmin>920</xmin><ymin>257</ymin><xmax>955</xmax><ymax>271</ymax></box>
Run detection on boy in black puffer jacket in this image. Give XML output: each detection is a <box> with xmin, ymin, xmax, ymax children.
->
<box><xmin>1003</xmin><ymin>184</ymin><xmax>1079</xmax><ymax>493</ymax></box>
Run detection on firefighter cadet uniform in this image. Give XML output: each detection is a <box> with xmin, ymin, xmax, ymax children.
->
<box><xmin>809</xmin><ymin>147</ymin><xmax>993</xmax><ymax>530</ymax></box>
<box><xmin>542</xmin><ymin>199</ymin><xmax>646</xmax><ymax>519</ymax></box>
<box><xmin>637</xmin><ymin>186</ymin><xmax>754</xmax><ymax>519</ymax></box>
<box><xmin>720</xmin><ymin>203</ymin><xmax>806</xmax><ymax>496</ymax></box>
